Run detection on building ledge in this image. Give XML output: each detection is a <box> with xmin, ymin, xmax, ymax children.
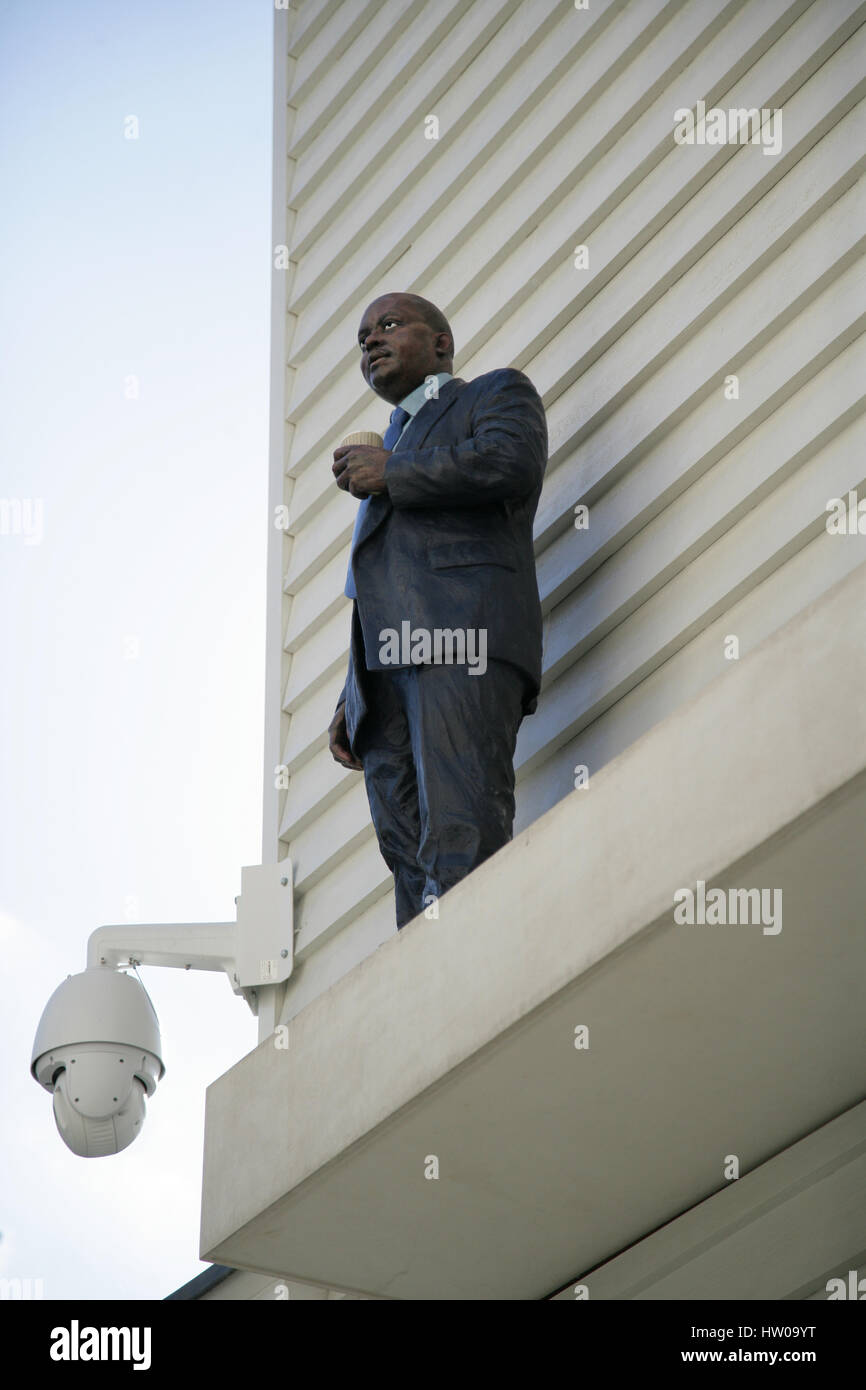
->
<box><xmin>201</xmin><ymin>563</ymin><xmax>866</xmax><ymax>1299</ymax></box>
<box><xmin>550</xmin><ymin>1098</ymin><xmax>866</xmax><ymax>1299</ymax></box>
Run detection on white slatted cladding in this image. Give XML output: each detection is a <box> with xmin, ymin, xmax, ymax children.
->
<box><xmin>268</xmin><ymin>0</ymin><xmax>866</xmax><ymax>1019</ymax></box>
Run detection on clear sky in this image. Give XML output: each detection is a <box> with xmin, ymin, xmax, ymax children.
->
<box><xmin>0</xmin><ymin>0</ymin><xmax>273</xmax><ymax>1299</ymax></box>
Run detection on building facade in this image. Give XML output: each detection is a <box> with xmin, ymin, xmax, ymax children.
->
<box><xmin>194</xmin><ymin>0</ymin><xmax>866</xmax><ymax>1300</ymax></box>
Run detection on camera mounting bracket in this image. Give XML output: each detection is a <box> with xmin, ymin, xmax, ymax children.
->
<box><xmin>84</xmin><ymin>862</ymin><xmax>294</xmax><ymax>1015</ymax></box>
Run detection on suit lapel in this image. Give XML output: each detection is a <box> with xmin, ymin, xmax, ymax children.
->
<box><xmin>353</xmin><ymin>377</ymin><xmax>466</xmax><ymax>552</ymax></box>
<box><xmin>396</xmin><ymin>376</ymin><xmax>465</xmax><ymax>451</ymax></box>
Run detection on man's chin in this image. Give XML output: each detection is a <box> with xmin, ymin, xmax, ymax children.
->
<box><xmin>368</xmin><ymin>379</ymin><xmax>403</xmax><ymax>404</ymax></box>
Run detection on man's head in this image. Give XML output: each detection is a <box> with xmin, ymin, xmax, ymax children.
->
<box><xmin>357</xmin><ymin>292</ymin><xmax>454</xmax><ymax>404</ymax></box>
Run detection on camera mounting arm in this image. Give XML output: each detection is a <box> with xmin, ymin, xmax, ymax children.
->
<box><xmin>85</xmin><ymin>863</ymin><xmax>294</xmax><ymax>1019</ymax></box>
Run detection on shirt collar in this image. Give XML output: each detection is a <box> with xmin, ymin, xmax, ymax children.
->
<box><xmin>397</xmin><ymin>371</ymin><xmax>453</xmax><ymax>418</ymax></box>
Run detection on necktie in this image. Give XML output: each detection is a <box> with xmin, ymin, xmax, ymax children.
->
<box><xmin>344</xmin><ymin>405</ymin><xmax>411</xmax><ymax>599</ymax></box>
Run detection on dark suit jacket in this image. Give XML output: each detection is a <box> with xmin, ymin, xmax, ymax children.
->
<box><xmin>337</xmin><ymin>367</ymin><xmax>548</xmax><ymax>751</ymax></box>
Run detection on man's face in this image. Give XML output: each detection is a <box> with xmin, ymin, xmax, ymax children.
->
<box><xmin>357</xmin><ymin>295</ymin><xmax>450</xmax><ymax>404</ymax></box>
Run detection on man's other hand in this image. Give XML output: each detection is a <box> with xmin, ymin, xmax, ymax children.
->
<box><xmin>333</xmin><ymin>445</ymin><xmax>391</xmax><ymax>499</ymax></box>
<box><xmin>329</xmin><ymin>701</ymin><xmax>364</xmax><ymax>770</ymax></box>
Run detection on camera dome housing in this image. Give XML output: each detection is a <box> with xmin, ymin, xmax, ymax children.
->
<box><xmin>31</xmin><ymin>969</ymin><xmax>164</xmax><ymax>1157</ymax></box>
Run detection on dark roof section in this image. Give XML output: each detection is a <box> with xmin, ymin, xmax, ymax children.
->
<box><xmin>164</xmin><ymin>1264</ymin><xmax>236</xmax><ymax>1301</ymax></box>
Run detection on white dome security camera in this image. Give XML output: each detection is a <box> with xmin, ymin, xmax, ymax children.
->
<box><xmin>30</xmin><ymin>863</ymin><xmax>293</xmax><ymax>1158</ymax></box>
<box><xmin>31</xmin><ymin>969</ymin><xmax>164</xmax><ymax>1157</ymax></box>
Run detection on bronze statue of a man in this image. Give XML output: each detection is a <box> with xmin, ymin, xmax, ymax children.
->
<box><xmin>330</xmin><ymin>292</ymin><xmax>547</xmax><ymax>928</ymax></box>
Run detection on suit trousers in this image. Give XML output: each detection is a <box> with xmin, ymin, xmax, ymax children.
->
<box><xmin>353</xmin><ymin>658</ymin><xmax>529</xmax><ymax>929</ymax></box>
